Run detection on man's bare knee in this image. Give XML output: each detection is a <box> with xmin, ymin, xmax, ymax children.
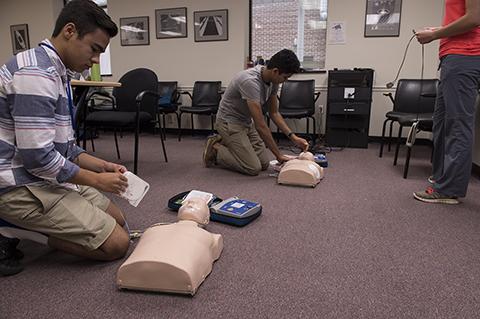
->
<box><xmin>98</xmin><ymin>224</ymin><xmax>129</xmax><ymax>260</ymax></box>
<box><xmin>105</xmin><ymin>202</ymin><xmax>126</xmax><ymax>226</ymax></box>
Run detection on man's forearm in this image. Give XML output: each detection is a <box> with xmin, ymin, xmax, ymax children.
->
<box><xmin>270</xmin><ymin>111</ymin><xmax>294</xmax><ymax>137</ymax></box>
<box><xmin>66</xmin><ymin>167</ymin><xmax>100</xmax><ymax>188</ymax></box>
<box><xmin>76</xmin><ymin>153</ymin><xmax>107</xmax><ymax>173</ymax></box>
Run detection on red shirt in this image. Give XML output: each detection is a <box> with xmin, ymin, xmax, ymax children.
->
<box><xmin>439</xmin><ymin>0</ymin><xmax>480</xmax><ymax>57</ymax></box>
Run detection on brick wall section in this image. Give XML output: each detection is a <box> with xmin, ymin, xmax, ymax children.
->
<box><xmin>252</xmin><ymin>0</ymin><xmax>326</xmax><ymax>68</ymax></box>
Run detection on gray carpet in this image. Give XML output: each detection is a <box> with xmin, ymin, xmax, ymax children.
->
<box><xmin>2</xmin><ymin>132</ymin><xmax>480</xmax><ymax>319</ymax></box>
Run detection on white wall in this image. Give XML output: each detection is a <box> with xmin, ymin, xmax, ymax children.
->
<box><xmin>0</xmin><ymin>0</ymin><xmax>62</xmax><ymax>63</ymax></box>
<box><xmin>1</xmin><ymin>0</ymin><xmax>479</xmax><ymax>165</ymax></box>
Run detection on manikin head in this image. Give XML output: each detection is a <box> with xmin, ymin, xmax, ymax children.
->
<box><xmin>298</xmin><ymin>151</ymin><xmax>315</xmax><ymax>161</ymax></box>
<box><xmin>51</xmin><ymin>0</ymin><xmax>118</xmax><ymax>73</ymax></box>
<box><xmin>178</xmin><ymin>197</ymin><xmax>210</xmax><ymax>226</ymax></box>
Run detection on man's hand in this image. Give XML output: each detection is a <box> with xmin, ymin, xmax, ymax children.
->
<box><xmin>102</xmin><ymin>161</ymin><xmax>127</xmax><ymax>174</ymax></box>
<box><xmin>277</xmin><ymin>154</ymin><xmax>294</xmax><ymax>163</ymax></box>
<box><xmin>415</xmin><ymin>27</ymin><xmax>440</xmax><ymax>44</ymax></box>
<box><xmin>95</xmin><ymin>172</ymin><xmax>128</xmax><ymax>194</ymax></box>
<box><xmin>291</xmin><ymin>135</ymin><xmax>309</xmax><ymax>151</ymax></box>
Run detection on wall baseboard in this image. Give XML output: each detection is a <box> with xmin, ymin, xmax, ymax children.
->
<box><xmin>160</xmin><ymin>129</ymin><xmax>480</xmax><ymax>179</ymax></box>
<box><xmin>473</xmin><ymin>163</ymin><xmax>480</xmax><ymax>180</ymax></box>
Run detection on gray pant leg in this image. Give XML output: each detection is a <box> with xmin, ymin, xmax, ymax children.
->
<box><xmin>434</xmin><ymin>55</ymin><xmax>480</xmax><ymax>197</ymax></box>
<box><xmin>215</xmin><ymin>120</ymin><xmax>268</xmax><ymax>175</ymax></box>
<box><xmin>431</xmin><ymin>72</ymin><xmax>446</xmax><ymax>181</ymax></box>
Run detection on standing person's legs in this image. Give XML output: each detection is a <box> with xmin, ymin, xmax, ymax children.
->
<box><xmin>431</xmin><ymin>71</ymin><xmax>446</xmax><ymax>182</ymax></box>
<box><xmin>434</xmin><ymin>55</ymin><xmax>480</xmax><ymax>197</ymax></box>
<box><xmin>0</xmin><ymin>185</ymin><xmax>129</xmax><ymax>261</ymax></box>
<box><xmin>215</xmin><ymin>121</ymin><xmax>266</xmax><ymax>175</ymax></box>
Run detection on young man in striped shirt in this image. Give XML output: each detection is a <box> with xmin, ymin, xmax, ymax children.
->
<box><xmin>0</xmin><ymin>0</ymin><xmax>130</xmax><ymax>273</ymax></box>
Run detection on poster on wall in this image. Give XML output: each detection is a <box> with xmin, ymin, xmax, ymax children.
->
<box><xmin>120</xmin><ymin>16</ymin><xmax>150</xmax><ymax>46</ymax></box>
<box><xmin>155</xmin><ymin>7</ymin><xmax>187</xmax><ymax>39</ymax></box>
<box><xmin>10</xmin><ymin>24</ymin><xmax>30</xmax><ymax>55</ymax></box>
<box><xmin>364</xmin><ymin>0</ymin><xmax>402</xmax><ymax>37</ymax></box>
<box><xmin>194</xmin><ymin>9</ymin><xmax>228</xmax><ymax>42</ymax></box>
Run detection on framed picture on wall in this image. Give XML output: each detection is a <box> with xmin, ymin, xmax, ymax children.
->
<box><xmin>364</xmin><ymin>0</ymin><xmax>402</xmax><ymax>37</ymax></box>
<box><xmin>155</xmin><ymin>7</ymin><xmax>187</xmax><ymax>39</ymax></box>
<box><xmin>10</xmin><ymin>24</ymin><xmax>30</xmax><ymax>55</ymax></box>
<box><xmin>120</xmin><ymin>16</ymin><xmax>150</xmax><ymax>46</ymax></box>
<box><xmin>194</xmin><ymin>9</ymin><xmax>228</xmax><ymax>42</ymax></box>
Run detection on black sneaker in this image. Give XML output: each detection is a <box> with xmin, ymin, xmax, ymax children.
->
<box><xmin>0</xmin><ymin>235</ymin><xmax>23</xmax><ymax>259</ymax></box>
<box><xmin>0</xmin><ymin>236</ymin><xmax>23</xmax><ymax>276</ymax></box>
<box><xmin>0</xmin><ymin>257</ymin><xmax>23</xmax><ymax>276</ymax></box>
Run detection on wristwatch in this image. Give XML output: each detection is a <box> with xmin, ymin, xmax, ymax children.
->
<box><xmin>287</xmin><ymin>132</ymin><xmax>294</xmax><ymax>138</ymax></box>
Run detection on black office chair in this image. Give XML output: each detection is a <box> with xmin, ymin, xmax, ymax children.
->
<box><xmin>379</xmin><ymin>79</ymin><xmax>438</xmax><ymax>178</ymax></box>
<box><xmin>178</xmin><ymin>81</ymin><xmax>222</xmax><ymax>141</ymax></box>
<box><xmin>401</xmin><ymin>118</ymin><xmax>433</xmax><ymax>178</ymax></box>
<box><xmin>277</xmin><ymin>79</ymin><xmax>320</xmax><ymax>142</ymax></box>
<box><xmin>83</xmin><ymin>68</ymin><xmax>167</xmax><ymax>174</ymax></box>
<box><xmin>157</xmin><ymin>81</ymin><xmax>180</xmax><ymax>140</ymax></box>
<box><xmin>379</xmin><ymin>79</ymin><xmax>438</xmax><ymax>158</ymax></box>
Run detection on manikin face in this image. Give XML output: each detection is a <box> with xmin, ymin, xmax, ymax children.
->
<box><xmin>298</xmin><ymin>151</ymin><xmax>315</xmax><ymax>161</ymax></box>
<box><xmin>178</xmin><ymin>198</ymin><xmax>210</xmax><ymax>225</ymax></box>
<box><xmin>63</xmin><ymin>24</ymin><xmax>109</xmax><ymax>72</ymax></box>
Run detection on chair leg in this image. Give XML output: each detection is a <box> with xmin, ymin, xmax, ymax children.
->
<box><xmin>311</xmin><ymin>117</ymin><xmax>316</xmax><ymax>145</ymax></box>
<box><xmin>114</xmin><ymin>130</ymin><xmax>120</xmax><ymax>159</ymax></box>
<box><xmin>134</xmin><ymin>123</ymin><xmax>140</xmax><ymax>175</ymax></box>
<box><xmin>191</xmin><ymin>113</ymin><xmax>194</xmax><ymax>136</ymax></box>
<box><xmin>178</xmin><ymin>112</ymin><xmax>183</xmax><ymax>141</ymax></box>
<box><xmin>159</xmin><ymin>129</ymin><xmax>168</xmax><ymax>163</ymax></box>
<box><xmin>90</xmin><ymin>133</ymin><xmax>95</xmax><ymax>152</ymax></box>
<box><xmin>393</xmin><ymin>125</ymin><xmax>403</xmax><ymax>166</ymax></box>
<box><xmin>162</xmin><ymin>114</ymin><xmax>167</xmax><ymax>140</ymax></box>
<box><xmin>211</xmin><ymin>115</ymin><xmax>214</xmax><ymax>134</ymax></box>
<box><xmin>388</xmin><ymin>121</ymin><xmax>394</xmax><ymax>152</ymax></box>
<box><xmin>404</xmin><ymin>145</ymin><xmax>412</xmax><ymax>178</ymax></box>
<box><xmin>83</xmin><ymin>127</ymin><xmax>87</xmax><ymax>150</ymax></box>
<box><xmin>379</xmin><ymin>119</ymin><xmax>389</xmax><ymax>158</ymax></box>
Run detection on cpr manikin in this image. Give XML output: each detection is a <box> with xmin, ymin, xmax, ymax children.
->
<box><xmin>116</xmin><ymin>197</ymin><xmax>223</xmax><ymax>295</ymax></box>
<box><xmin>277</xmin><ymin>152</ymin><xmax>325</xmax><ymax>187</ymax></box>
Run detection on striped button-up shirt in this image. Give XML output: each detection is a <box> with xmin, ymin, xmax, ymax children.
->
<box><xmin>0</xmin><ymin>39</ymin><xmax>84</xmax><ymax>195</ymax></box>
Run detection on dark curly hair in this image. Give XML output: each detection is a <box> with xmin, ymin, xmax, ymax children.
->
<box><xmin>267</xmin><ymin>49</ymin><xmax>300</xmax><ymax>74</ymax></box>
<box><xmin>52</xmin><ymin>0</ymin><xmax>118</xmax><ymax>38</ymax></box>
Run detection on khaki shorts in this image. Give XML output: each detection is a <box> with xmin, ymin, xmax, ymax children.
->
<box><xmin>0</xmin><ymin>184</ymin><xmax>116</xmax><ymax>251</ymax></box>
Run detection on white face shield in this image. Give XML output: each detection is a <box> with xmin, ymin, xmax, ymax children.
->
<box><xmin>178</xmin><ymin>197</ymin><xmax>210</xmax><ymax>226</ymax></box>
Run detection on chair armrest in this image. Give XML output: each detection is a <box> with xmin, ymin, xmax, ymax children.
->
<box><xmin>180</xmin><ymin>91</ymin><xmax>193</xmax><ymax>100</ymax></box>
<box><xmin>172</xmin><ymin>89</ymin><xmax>181</xmax><ymax>103</ymax></box>
<box><xmin>136</xmin><ymin>90</ymin><xmax>160</xmax><ymax>103</ymax></box>
<box><xmin>383</xmin><ymin>92</ymin><xmax>395</xmax><ymax>105</ymax></box>
<box><xmin>314</xmin><ymin>91</ymin><xmax>321</xmax><ymax>102</ymax></box>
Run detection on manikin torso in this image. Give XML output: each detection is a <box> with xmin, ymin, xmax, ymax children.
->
<box><xmin>278</xmin><ymin>152</ymin><xmax>324</xmax><ymax>187</ymax></box>
<box><xmin>117</xmin><ymin>198</ymin><xmax>223</xmax><ymax>295</ymax></box>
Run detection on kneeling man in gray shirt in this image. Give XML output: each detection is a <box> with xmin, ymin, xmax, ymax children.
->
<box><xmin>203</xmin><ymin>49</ymin><xmax>309</xmax><ymax>175</ymax></box>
